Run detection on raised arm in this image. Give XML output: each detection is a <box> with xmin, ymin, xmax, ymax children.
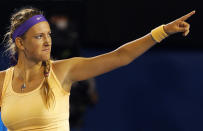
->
<box><xmin>57</xmin><ymin>11</ymin><xmax>195</xmax><ymax>83</ymax></box>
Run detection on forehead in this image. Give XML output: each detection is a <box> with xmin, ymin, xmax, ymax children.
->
<box><xmin>26</xmin><ymin>21</ymin><xmax>51</xmax><ymax>34</ymax></box>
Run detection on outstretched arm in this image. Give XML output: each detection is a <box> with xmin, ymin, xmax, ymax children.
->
<box><xmin>57</xmin><ymin>11</ymin><xmax>195</xmax><ymax>83</ymax></box>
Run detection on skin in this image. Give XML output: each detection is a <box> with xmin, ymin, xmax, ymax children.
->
<box><xmin>14</xmin><ymin>21</ymin><xmax>52</xmax><ymax>82</ymax></box>
<box><xmin>0</xmin><ymin>11</ymin><xmax>195</xmax><ymax>105</ymax></box>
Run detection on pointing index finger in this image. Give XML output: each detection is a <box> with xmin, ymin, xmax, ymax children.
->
<box><xmin>179</xmin><ymin>10</ymin><xmax>196</xmax><ymax>21</ymax></box>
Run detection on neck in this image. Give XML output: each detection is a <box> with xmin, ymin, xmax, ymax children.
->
<box><xmin>14</xmin><ymin>52</ymin><xmax>45</xmax><ymax>82</ymax></box>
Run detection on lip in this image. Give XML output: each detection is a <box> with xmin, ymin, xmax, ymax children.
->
<box><xmin>42</xmin><ymin>48</ymin><xmax>50</xmax><ymax>51</ymax></box>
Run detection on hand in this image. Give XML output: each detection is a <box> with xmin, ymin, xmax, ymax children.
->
<box><xmin>163</xmin><ymin>10</ymin><xmax>195</xmax><ymax>36</ymax></box>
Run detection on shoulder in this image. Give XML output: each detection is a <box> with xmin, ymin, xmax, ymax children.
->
<box><xmin>51</xmin><ymin>57</ymin><xmax>82</xmax><ymax>66</ymax></box>
<box><xmin>0</xmin><ymin>70</ymin><xmax>6</xmax><ymax>89</ymax></box>
<box><xmin>51</xmin><ymin>59</ymin><xmax>72</xmax><ymax>74</ymax></box>
<box><xmin>51</xmin><ymin>57</ymin><xmax>85</xmax><ymax>83</ymax></box>
<box><xmin>51</xmin><ymin>57</ymin><xmax>84</xmax><ymax>73</ymax></box>
<box><xmin>50</xmin><ymin>58</ymin><xmax>76</xmax><ymax>84</ymax></box>
<box><xmin>0</xmin><ymin>70</ymin><xmax>7</xmax><ymax>100</ymax></box>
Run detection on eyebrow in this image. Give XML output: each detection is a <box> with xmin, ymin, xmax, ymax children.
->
<box><xmin>33</xmin><ymin>31</ymin><xmax>51</xmax><ymax>36</ymax></box>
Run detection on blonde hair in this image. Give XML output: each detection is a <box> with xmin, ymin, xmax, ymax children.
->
<box><xmin>3</xmin><ymin>7</ymin><xmax>55</xmax><ymax>109</ymax></box>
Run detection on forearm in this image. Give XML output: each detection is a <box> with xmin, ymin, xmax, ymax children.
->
<box><xmin>115</xmin><ymin>33</ymin><xmax>157</xmax><ymax>65</ymax></box>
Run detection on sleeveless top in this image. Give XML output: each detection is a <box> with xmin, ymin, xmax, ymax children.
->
<box><xmin>0</xmin><ymin>61</ymin><xmax>71</xmax><ymax>131</ymax></box>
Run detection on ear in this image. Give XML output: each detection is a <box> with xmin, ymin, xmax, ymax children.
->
<box><xmin>15</xmin><ymin>37</ymin><xmax>25</xmax><ymax>50</ymax></box>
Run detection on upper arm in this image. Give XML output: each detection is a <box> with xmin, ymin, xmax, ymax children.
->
<box><xmin>56</xmin><ymin>50</ymin><xmax>127</xmax><ymax>83</ymax></box>
<box><xmin>0</xmin><ymin>70</ymin><xmax>6</xmax><ymax>111</ymax></box>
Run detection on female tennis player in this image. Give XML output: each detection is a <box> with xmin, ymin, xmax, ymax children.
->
<box><xmin>0</xmin><ymin>7</ymin><xmax>195</xmax><ymax>131</ymax></box>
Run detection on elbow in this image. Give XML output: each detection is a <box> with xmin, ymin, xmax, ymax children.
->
<box><xmin>116</xmin><ymin>49</ymin><xmax>132</xmax><ymax>67</ymax></box>
<box><xmin>122</xmin><ymin>57</ymin><xmax>132</xmax><ymax>66</ymax></box>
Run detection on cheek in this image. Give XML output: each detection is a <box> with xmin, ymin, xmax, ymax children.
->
<box><xmin>28</xmin><ymin>42</ymin><xmax>43</xmax><ymax>55</ymax></box>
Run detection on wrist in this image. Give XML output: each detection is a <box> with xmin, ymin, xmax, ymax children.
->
<box><xmin>151</xmin><ymin>25</ymin><xmax>169</xmax><ymax>43</ymax></box>
<box><xmin>163</xmin><ymin>25</ymin><xmax>170</xmax><ymax>36</ymax></box>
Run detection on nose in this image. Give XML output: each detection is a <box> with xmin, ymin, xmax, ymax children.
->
<box><xmin>43</xmin><ymin>35</ymin><xmax>51</xmax><ymax>46</ymax></box>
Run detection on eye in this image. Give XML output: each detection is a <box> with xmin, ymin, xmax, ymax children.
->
<box><xmin>48</xmin><ymin>32</ymin><xmax>52</xmax><ymax>37</ymax></box>
<box><xmin>35</xmin><ymin>34</ymin><xmax>43</xmax><ymax>39</ymax></box>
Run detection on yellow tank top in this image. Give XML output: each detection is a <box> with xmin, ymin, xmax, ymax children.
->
<box><xmin>0</xmin><ymin>61</ymin><xmax>71</xmax><ymax>131</ymax></box>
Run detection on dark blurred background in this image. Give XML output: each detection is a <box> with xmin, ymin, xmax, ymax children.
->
<box><xmin>0</xmin><ymin>0</ymin><xmax>203</xmax><ymax>131</ymax></box>
<box><xmin>0</xmin><ymin>0</ymin><xmax>202</xmax><ymax>50</ymax></box>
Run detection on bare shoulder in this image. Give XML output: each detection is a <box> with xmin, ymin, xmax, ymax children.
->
<box><xmin>52</xmin><ymin>57</ymin><xmax>84</xmax><ymax>66</ymax></box>
<box><xmin>0</xmin><ymin>70</ymin><xmax>6</xmax><ymax>101</ymax></box>
<box><xmin>0</xmin><ymin>70</ymin><xmax>6</xmax><ymax>89</ymax></box>
<box><xmin>51</xmin><ymin>58</ymin><xmax>74</xmax><ymax>75</ymax></box>
<box><xmin>52</xmin><ymin>57</ymin><xmax>86</xmax><ymax>71</ymax></box>
<box><xmin>51</xmin><ymin>58</ymin><xmax>80</xmax><ymax>84</ymax></box>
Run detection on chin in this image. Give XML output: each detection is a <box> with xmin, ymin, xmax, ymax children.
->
<box><xmin>41</xmin><ymin>55</ymin><xmax>51</xmax><ymax>61</ymax></box>
<box><xmin>44</xmin><ymin>57</ymin><xmax>50</xmax><ymax>61</ymax></box>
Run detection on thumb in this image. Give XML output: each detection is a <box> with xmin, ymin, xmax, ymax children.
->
<box><xmin>183</xmin><ymin>29</ymin><xmax>190</xmax><ymax>36</ymax></box>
